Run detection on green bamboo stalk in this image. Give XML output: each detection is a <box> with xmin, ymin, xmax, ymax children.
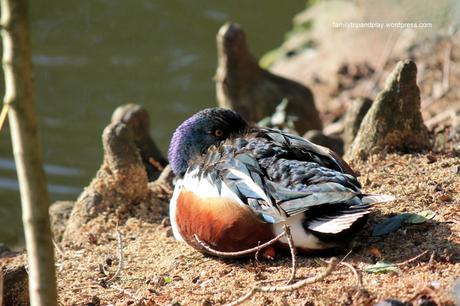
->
<box><xmin>0</xmin><ymin>0</ymin><xmax>58</xmax><ymax>305</ymax></box>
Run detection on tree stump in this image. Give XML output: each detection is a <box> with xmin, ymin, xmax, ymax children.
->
<box><xmin>48</xmin><ymin>201</ymin><xmax>74</xmax><ymax>242</ymax></box>
<box><xmin>111</xmin><ymin>104</ymin><xmax>167</xmax><ymax>181</ymax></box>
<box><xmin>215</xmin><ymin>22</ymin><xmax>322</xmax><ymax>135</ymax></box>
<box><xmin>343</xmin><ymin>97</ymin><xmax>372</xmax><ymax>150</ymax></box>
<box><xmin>62</xmin><ymin>107</ymin><xmax>170</xmax><ymax>244</ymax></box>
<box><xmin>346</xmin><ymin>60</ymin><xmax>430</xmax><ymax>160</ymax></box>
<box><xmin>1</xmin><ymin>248</ymin><xmax>29</xmax><ymax>306</ymax></box>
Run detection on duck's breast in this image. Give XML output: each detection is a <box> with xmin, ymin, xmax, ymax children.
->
<box><xmin>173</xmin><ymin>188</ymin><xmax>273</xmax><ymax>253</ymax></box>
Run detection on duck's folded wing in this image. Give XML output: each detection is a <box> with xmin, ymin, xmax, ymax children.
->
<box><xmin>260</xmin><ymin>128</ymin><xmax>358</xmax><ymax>177</ymax></box>
<box><xmin>215</xmin><ymin>153</ymin><xmax>364</xmax><ymax>224</ymax></box>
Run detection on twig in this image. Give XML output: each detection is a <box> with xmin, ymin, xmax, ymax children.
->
<box><xmin>284</xmin><ymin>225</ymin><xmax>297</xmax><ymax>284</ymax></box>
<box><xmin>254</xmin><ymin>241</ymin><xmax>261</xmax><ymax>264</ymax></box>
<box><xmin>340</xmin><ymin>262</ymin><xmax>363</xmax><ymax>288</ymax></box>
<box><xmin>394</xmin><ymin>250</ymin><xmax>429</xmax><ymax>266</ymax></box>
<box><xmin>65</xmin><ymin>284</ymin><xmax>100</xmax><ymax>292</ymax></box>
<box><xmin>319</xmin><ymin>250</ymin><xmax>362</xmax><ymax>289</ymax></box>
<box><xmin>105</xmin><ymin>226</ymin><xmax>124</xmax><ymax>284</ymax></box>
<box><xmin>193</xmin><ymin>230</ymin><xmax>286</xmax><ymax>258</ymax></box>
<box><xmin>428</xmin><ymin>251</ymin><xmax>435</xmax><ymax>267</ymax></box>
<box><xmin>340</xmin><ymin>249</ymin><xmax>353</xmax><ymax>263</ymax></box>
<box><xmin>225</xmin><ymin>258</ymin><xmax>338</xmax><ymax>306</ymax></box>
<box><xmin>52</xmin><ymin>238</ymin><xmax>65</xmax><ymax>258</ymax></box>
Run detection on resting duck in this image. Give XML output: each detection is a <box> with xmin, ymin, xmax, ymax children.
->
<box><xmin>168</xmin><ymin>108</ymin><xmax>391</xmax><ymax>256</ymax></box>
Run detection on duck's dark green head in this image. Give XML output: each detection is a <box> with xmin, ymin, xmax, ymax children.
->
<box><xmin>168</xmin><ymin>108</ymin><xmax>248</xmax><ymax>177</ymax></box>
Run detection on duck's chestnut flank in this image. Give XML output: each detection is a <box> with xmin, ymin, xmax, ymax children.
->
<box><xmin>168</xmin><ymin>107</ymin><xmax>394</xmax><ymax>256</ymax></box>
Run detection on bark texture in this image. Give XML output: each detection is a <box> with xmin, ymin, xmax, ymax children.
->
<box><xmin>215</xmin><ymin>22</ymin><xmax>322</xmax><ymax>135</ymax></box>
<box><xmin>111</xmin><ymin>104</ymin><xmax>167</xmax><ymax>181</ymax></box>
<box><xmin>63</xmin><ymin>109</ymin><xmax>170</xmax><ymax>244</ymax></box>
<box><xmin>1</xmin><ymin>0</ymin><xmax>57</xmax><ymax>305</ymax></box>
<box><xmin>1</xmin><ymin>263</ymin><xmax>29</xmax><ymax>306</ymax></box>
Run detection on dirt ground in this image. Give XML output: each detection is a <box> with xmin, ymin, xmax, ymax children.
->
<box><xmin>51</xmin><ymin>30</ymin><xmax>460</xmax><ymax>305</ymax></box>
<box><xmin>54</xmin><ymin>151</ymin><xmax>460</xmax><ymax>306</ymax></box>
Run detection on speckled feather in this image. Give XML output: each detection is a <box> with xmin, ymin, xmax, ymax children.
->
<box><xmin>192</xmin><ymin>128</ymin><xmax>368</xmax><ymax>225</ymax></box>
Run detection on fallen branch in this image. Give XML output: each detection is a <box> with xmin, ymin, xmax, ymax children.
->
<box><xmin>194</xmin><ymin>225</ymin><xmax>299</xmax><ymax>294</ymax></box>
<box><xmin>51</xmin><ymin>238</ymin><xmax>65</xmax><ymax>258</ymax></box>
<box><xmin>394</xmin><ymin>250</ymin><xmax>429</xmax><ymax>266</ymax></box>
<box><xmin>319</xmin><ymin>250</ymin><xmax>362</xmax><ymax>289</ymax></box>
<box><xmin>225</xmin><ymin>258</ymin><xmax>339</xmax><ymax>306</ymax></box>
<box><xmin>340</xmin><ymin>262</ymin><xmax>363</xmax><ymax>288</ymax></box>
<box><xmin>104</xmin><ymin>227</ymin><xmax>124</xmax><ymax>284</ymax></box>
<box><xmin>285</xmin><ymin>225</ymin><xmax>297</xmax><ymax>284</ymax></box>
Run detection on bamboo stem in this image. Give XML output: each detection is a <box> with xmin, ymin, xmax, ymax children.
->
<box><xmin>0</xmin><ymin>0</ymin><xmax>58</xmax><ymax>305</ymax></box>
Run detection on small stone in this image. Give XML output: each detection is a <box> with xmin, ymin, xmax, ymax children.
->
<box><xmin>202</xmin><ymin>299</ymin><xmax>213</xmax><ymax>306</ymax></box>
<box><xmin>89</xmin><ymin>296</ymin><xmax>101</xmax><ymax>306</ymax></box>
<box><xmin>161</xmin><ymin>217</ymin><xmax>171</xmax><ymax>227</ymax></box>
<box><xmin>439</xmin><ymin>194</ymin><xmax>452</xmax><ymax>202</ymax></box>
<box><xmin>192</xmin><ymin>276</ymin><xmax>201</xmax><ymax>284</ymax></box>
<box><xmin>105</xmin><ymin>256</ymin><xmax>113</xmax><ymax>266</ymax></box>
<box><xmin>165</xmin><ymin>228</ymin><xmax>173</xmax><ymax>238</ymax></box>
<box><xmin>451</xmin><ymin>165</ymin><xmax>460</xmax><ymax>174</ymax></box>
<box><xmin>430</xmin><ymin>280</ymin><xmax>441</xmax><ymax>290</ymax></box>
<box><xmin>426</xmin><ymin>154</ymin><xmax>437</xmax><ymax>164</ymax></box>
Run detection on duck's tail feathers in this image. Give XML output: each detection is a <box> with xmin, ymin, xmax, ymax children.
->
<box><xmin>362</xmin><ymin>194</ymin><xmax>395</xmax><ymax>205</ymax></box>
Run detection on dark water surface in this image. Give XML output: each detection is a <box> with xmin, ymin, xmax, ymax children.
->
<box><xmin>0</xmin><ymin>0</ymin><xmax>305</xmax><ymax>246</ymax></box>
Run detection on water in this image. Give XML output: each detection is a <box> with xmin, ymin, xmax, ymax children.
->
<box><xmin>0</xmin><ymin>0</ymin><xmax>306</xmax><ymax>247</ymax></box>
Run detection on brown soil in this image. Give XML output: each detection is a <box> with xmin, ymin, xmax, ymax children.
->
<box><xmin>54</xmin><ymin>150</ymin><xmax>459</xmax><ymax>306</ymax></box>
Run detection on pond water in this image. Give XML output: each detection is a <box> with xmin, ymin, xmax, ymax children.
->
<box><xmin>0</xmin><ymin>0</ymin><xmax>306</xmax><ymax>247</ymax></box>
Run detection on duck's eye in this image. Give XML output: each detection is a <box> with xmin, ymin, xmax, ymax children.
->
<box><xmin>213</xmin><ymin>129</ymin><xmax>224</xmax><ymax>137</ymax></box>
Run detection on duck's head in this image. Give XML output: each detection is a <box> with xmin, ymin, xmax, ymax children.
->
<box><xmin>168</xmin><ymin>108</ymin><xmax>248</xmax><ymax>177</ymax></box>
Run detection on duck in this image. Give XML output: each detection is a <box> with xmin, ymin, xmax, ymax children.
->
<box><xmin>168</xmin><ymin>108</ymin><xmax>392</xmax><ymax>257</ymax></box>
